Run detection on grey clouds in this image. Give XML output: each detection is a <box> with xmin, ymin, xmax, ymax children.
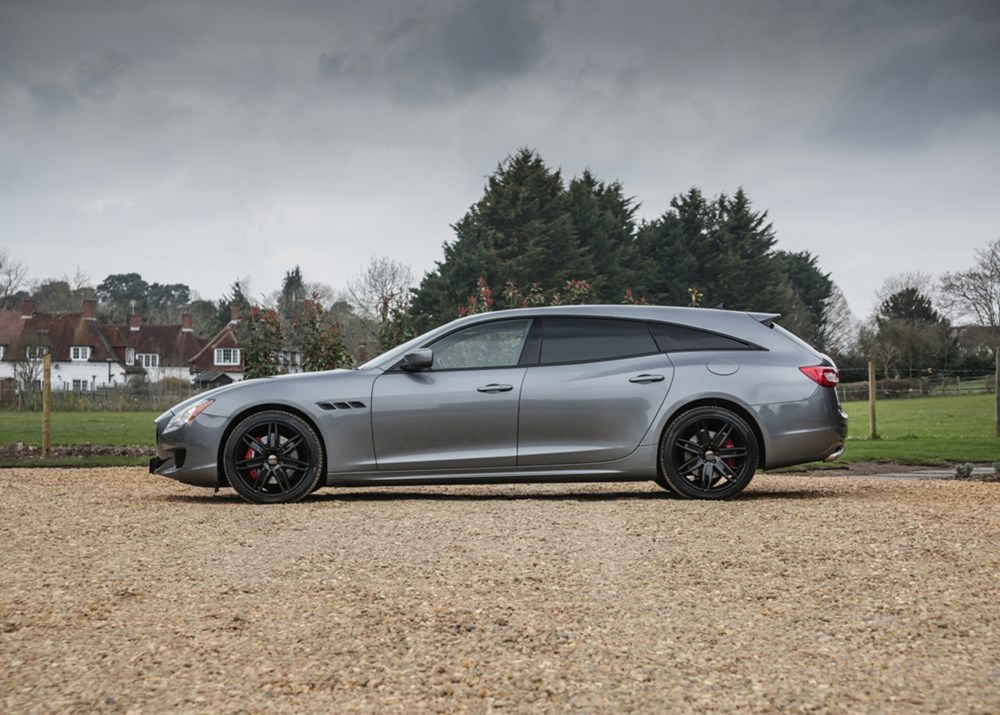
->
<box><xmin>1</xmin><ymin>0</ymin><xmax>998</xmax><ymax>318</ymax></box>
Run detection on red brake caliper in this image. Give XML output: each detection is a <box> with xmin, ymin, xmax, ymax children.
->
<box><xmin>724</xmin><ymin>437</ymin><xmax>736</xmax><ymax>470</ymax></box>
<box><xmin>246</xmin><ymin>434</ymin><xmax>267</xmax><ymax>480</ymax></box>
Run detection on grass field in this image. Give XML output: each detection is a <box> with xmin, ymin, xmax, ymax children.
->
<box><xmin>1</xmin><ymin>393</ymin><xmax>997</xmax><ymax>467</ymax></box>
<box><xmin>842</xmin><ymin>393</ymin><xmax>999</xmax><ymax>464</ymax></box>
<box><xmin>0</xmin><ymin>411</ymin><xmax>158</xmax><ymax>447</ymax></box>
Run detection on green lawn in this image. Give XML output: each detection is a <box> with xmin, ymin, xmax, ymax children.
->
<box><xmin>841</xmin><ymin>393</ymin><xmax>999</xmax><ymax>464</ymax></box>
<box><xmin>0</xmin><ymin>411</ymin><xmax>159</xmax><ymax>446</ymax></box>
<box><xmin>1</xmin><ymin>394</ymin><xmax>997</xmax><ymax>468</ymax></box>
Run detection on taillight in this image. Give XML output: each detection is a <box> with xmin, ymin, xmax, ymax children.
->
<box><xmin>800</xmin><ymin>365</ymin><xmax>840</xmax><ymax>388</ymax></box>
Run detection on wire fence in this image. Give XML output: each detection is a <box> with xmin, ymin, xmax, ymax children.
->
<box><xmin>2</xmin><ymin>367</ymin><xmax>997</xmax><ymax>412</ymax></box>
<box><xmin>2</xmin><ymin>383</ymin><xmax>204</xmax><ymax>413</ymax></box>
<box><xmin>837</xmin><ymin>369</ymin><xmax>996</xmax><ymax>402</ymax></box>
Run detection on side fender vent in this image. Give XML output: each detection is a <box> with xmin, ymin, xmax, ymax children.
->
<box><xmin>316</xmin><ymin>400</ymin><xmax>368</xmax><ymax>411</ymax></box>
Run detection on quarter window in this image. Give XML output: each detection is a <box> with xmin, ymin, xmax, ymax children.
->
<box><xmin>430</xmin><ymin>319</ymin><xmax>532</xmax><ymax>370</ymax></box>
<box><xmin>648</xmin><ymin>323</ymin><xmax>753</xmax><ymax>352</ymax></box>
<box><xmin>215</xmin><ymin>348</ymin><xmax>241</xmax><ymax>366</ymax></box>
<box><xmin>540</xmin><ymin>318</ymin><xmax>658</xmax><ymax>364</ymax></box>
<box><xmin>71</xmin><ymin>346</ymin><xmax>92</xmax><ymax>361</ymax></box>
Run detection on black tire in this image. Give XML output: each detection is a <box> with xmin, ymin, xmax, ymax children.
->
<box><xmin>658</xmin><ymin>406</ymin><xmax>758</xmax><ymax>499</ymax></box>
<box><xmin>223</xmin><ymin>410</ymin><xmax>324</xmax><ymax>504</ymax></box>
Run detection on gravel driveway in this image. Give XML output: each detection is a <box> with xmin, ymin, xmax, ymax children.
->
<box><xmin>2</xmin><ymin>468</ymin><xmax>998</xmax><ymax>714</ymax></box>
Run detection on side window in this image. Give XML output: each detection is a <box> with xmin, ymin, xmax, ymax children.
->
<box><xmin>540</xmin><ymin>318</ymin><xmax>658</xmax><ymax>364</ymax></box>
<box><xmin>648</xmin><ymin>322</ymin><xmax>753</xmax><ymax>352</ymax></box>
<box><xmin>431</xmin><ymin>319</ymin><xmax>532</xmax><ymax>370</ymax></box>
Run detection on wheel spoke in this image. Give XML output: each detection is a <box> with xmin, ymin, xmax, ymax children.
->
<box><xmin>694</xmin><ymin>421</ymin><xmax>712</xmax><ymax>449</ymax></box>
<box><xmin>715</xmin><ymin>459</ymin><xmax>737</xmax><ymax>481</ymax></box>
<box><xmin>711</xmin><ymin>422</ymin><xmax>734</xmax><ymax>451</ymax></box>
<box><xmin>279</xmin><ymin>435</ymin><xmax>304</xmax><ymax>458</ymax></box>
<box><xmin>699</xmin><ymin>462</ymin><xmax>715</xmax><ymax>490</ymax></box>
<box><xmin>273</xmin><ymin>467</ymin><xmax>292</xmax><ymax>492</ymax></box>
<box><xmin>677</xmin><ymin>455</ymin><xmax>703</xmax><ymax>475</ymax></box>
<box><xmin>235</xmin><ymin>456</ymin><xmax>265</xmax><ymax>471</ymax></box>
<box><xmin>675</xmin><ymin>436</ymin><xmax>702</xmax><ymax>453</ymax></box>
<box><xmin>240</xmin><ymin>433</ymin><xmax>266</xmax><ymax>454</ymax></box>
<box><xmin>281</xmin><ymin>457</ymin><xmax>310</xmax><ymax>472</ymax></box>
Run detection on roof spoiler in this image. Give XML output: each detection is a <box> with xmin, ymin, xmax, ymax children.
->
<box><xmin>749</xmin><ymin>312</ymin><xmax>781</xmax><ymax>328</ymax></box>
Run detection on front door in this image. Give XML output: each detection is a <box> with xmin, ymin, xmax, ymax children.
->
<box><xmin>371</xmin><ymin>318</ymin><xmax>533</xmax><ymax>471</ymax></box>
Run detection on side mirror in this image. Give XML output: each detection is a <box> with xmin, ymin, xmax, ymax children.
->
<box><xmin>400</xmin><ymin>348</ymin><xmax>433</xmax><ymax>372</ymax></box>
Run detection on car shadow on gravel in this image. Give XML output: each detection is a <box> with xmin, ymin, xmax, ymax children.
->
<box><xmin>160</xmin><ymin>484</ymin><xmax>836</xmax><ymax>504</ymax></box>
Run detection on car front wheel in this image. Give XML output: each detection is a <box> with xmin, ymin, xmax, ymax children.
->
<box><xmin>659</xmin><ymin>406</ymin><xmax>758</xmax><ymax>499</ymax></box>
<box><xmin>223</xmin><ymin>410</ymin><xmax>324</xmax><ymax>504</ymax></box>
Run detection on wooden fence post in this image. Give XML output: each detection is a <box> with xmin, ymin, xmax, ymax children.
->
<box><xmin>42</xmin><ymin>353</ymin><xmax>52</xmax><ymax>459</ymax></box>
<box><xmin>868</xmin><ymin>360</ymin><xmax>878</xmax><ymax>440</ymax></box>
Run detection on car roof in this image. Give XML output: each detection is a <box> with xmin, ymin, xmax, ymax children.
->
<box><xmin>362</xmin><ymin>305</ymin><xmax>786</xmax><ymax>371</ymax></box>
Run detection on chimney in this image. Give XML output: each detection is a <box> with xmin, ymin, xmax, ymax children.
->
<box><xmin>21</xmin><ymin>299</ymin><xmax>34</xmax><ymax>319</ymax></box>
<box><xmin>130</xmin><ymin>314</ymin><xmax>141</xmax><ymax>331</ymax></box>
<box><xmin>83</xmin><ymin>299</ymin><xmax>97</xmax><ymax>320</ymax></box>
<box><xmin>182</xmin><ymin>313</ymin><xmax>193</xmax><ymax>332</ymax></box>
<box><xmin>230</xmin><ymin>304</ymin><xmax>241</xmax><ymax>324</ymax></box>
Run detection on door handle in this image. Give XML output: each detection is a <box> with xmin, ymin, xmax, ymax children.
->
<box><xmin>477</xmin><ymin>383</ymin><xmax>514</xmax><ymax>393</ymax></box>
<box><xmin>629</xmin><ymin>374</ymin><xmax>665</xmax><ymax>384</ymax></box>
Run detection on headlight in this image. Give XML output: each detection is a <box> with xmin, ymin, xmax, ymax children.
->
<box><xmin>165</xmin><ymin>399</ymin><xmax>215</xmax><ymax>431</ymax></box>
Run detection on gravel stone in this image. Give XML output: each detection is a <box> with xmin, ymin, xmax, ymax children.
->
<box><xmin>1</xmin><ymin>468</ymin><xmax>998</xmax><ymax>713</ymax></box>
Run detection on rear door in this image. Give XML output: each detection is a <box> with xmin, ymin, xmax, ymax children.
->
<box><xmin>517</xmin><ymin>317</ymin><xmax>673</xmax><ymax>465</ymax></box>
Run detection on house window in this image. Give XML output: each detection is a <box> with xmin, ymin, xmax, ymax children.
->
<box><xmin>126</xmin><ymin>348</ymin><xmax>135</xmax><ymax>364</ymax></box>
<box><xmin>71</xmin><ymin>346</ymin><xmax>92</xmax><ymax>362</ymax></box>
<box><xmin>215</xmin><ymin>348</ymin><xmax>241</xmax><ymax>366</ymax></box>
<box><xmin>71</xmin><ymin>378</ymin><xmax>90</xmax><ymax>392</ymax></box>
<box><xmin>26</xmin><ymin>346</ymin><xmax>47</xmax><ymax>360</ymax></box>
<box><xmin>136</xmin><ymin>353</ymin><xmax>159</xmax><ymax>368</ymax></box>
<box><xmin>0</xmin><ymin>345</ymin><xmax>5</xmax><ymax>360</ymax></box>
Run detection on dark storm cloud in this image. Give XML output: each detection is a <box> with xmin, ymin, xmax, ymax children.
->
<box><xmin>25</xmin><ymin>49</ymin><xmax>130</xmax><ymax>115</ymax></box>
<box><xmin>817</xmin><ymin>2</ymin><xmax>1000</xmax><ymax>148</ymax></box>
<box><xmin>75</xmin><ymin>49</ymin><xmax>130</xmax><ymax>99</ymax></box>
<box><xmin>319</xmin><ymin>0</ymin><xmax>548</xmax><ymax>102</ymax></box>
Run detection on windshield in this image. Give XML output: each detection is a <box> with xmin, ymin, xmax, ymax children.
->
<box><xmin>356</xmin><ymin>331</ymin><xmax>433</xmax><ymax>371</ymax></box>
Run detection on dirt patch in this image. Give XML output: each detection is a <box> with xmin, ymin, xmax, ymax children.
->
<box><xmin>0</xmin><ymin>442</ymin><xmax>150</xmax><ymax>458</ymax></box>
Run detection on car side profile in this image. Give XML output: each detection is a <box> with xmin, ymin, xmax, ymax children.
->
<box><xmin>150</xmin><ymin>305</ymin><xmax>847</xmax><ymax>503</ymax></box>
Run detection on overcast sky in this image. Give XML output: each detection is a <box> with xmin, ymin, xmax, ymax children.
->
<box><xmin>2</xmin><ymin>0</ymin><xmax>998</xmax><ymax>320</ymax></box>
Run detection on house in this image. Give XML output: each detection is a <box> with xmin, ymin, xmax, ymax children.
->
<box><xmin>0</xmin><ymin>299</ymin><xmax>123</xmax><ymax>392</ymax></box>
<box><xmin>102</xmin><ymin>312</ymin><xmax>207</xmax><ymax>384</ymax></box>
<box><xmin>187</xmin><ymin>305</ymin><xmax>246</xmax><ymax>382</ymax></box>
<box><xmin>0</xmin><ymin>298</ymin><xmax>234</xmax><ymax>391</ymax></box>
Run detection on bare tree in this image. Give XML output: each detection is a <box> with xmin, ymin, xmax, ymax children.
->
<box><xmin>939</xmin><ymin>238</ymin><xmax>1000</xmax><ymax>353</ymax></box>
<box><xmin>819</xmin><ymin>284</ymin><xmax>858</xmax><ymax>357</ymax></box>
<box><xmin>347</xmin><ymin>256</ymin><xmax>414</xmax><ymax>348</ymax></box>
<box><xmin>0</xmin><ymin>248</ymin><xmax>28</xmax><ymax>309</ymax></box>
<box><xmin>9</xmin><ymin>336</ymin><xmax>47</xmax><ymax>410</ymax></box>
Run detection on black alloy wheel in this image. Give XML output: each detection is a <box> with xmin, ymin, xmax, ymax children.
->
<box><xmin>223</xmin><ymin>410</ymin><xmax>323</xmax><ymax>504</ymax></box>
<box><xmin>659</xmin><ymin>406</ymin><xmax>759</xmax><ymax>499</ymax></box>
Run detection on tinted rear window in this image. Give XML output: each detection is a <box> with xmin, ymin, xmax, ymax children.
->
<box><xmin>648</xmin><ymin>322</ymin><xmax>754</xmax><ymax>352</ymax></box>
<box><xmin>540</xmin><ymin>318</ymin><xmax>658</xmax><ymax>364</ymax></box>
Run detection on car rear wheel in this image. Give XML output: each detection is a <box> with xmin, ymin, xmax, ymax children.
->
<box><xmin>223</xmin><ymin>410</ymin><xmax>323</xmax><ymax>504</ymax></box>
<box><xmin>658</xmin><ymin>406</ymin><xmax>758</xmax><ymax>499</ymax></box>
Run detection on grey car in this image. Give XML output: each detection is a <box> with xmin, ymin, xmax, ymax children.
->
<box><xmin>150</xmin><ymin>305</ymin><xmax>847</xmax><ymax>503</ymax></box>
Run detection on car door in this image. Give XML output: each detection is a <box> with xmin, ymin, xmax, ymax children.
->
<box><xmin>371</xmin><ymin>318</ymin><xmax>532</xmax><ymax>471</ymax></box>
<box><xmin>517</xmin><ymin>317</ymin><xmax>673</xmax><ymax>465</ymax></box>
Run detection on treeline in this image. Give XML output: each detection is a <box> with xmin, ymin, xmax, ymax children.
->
<box><xmin>413</xmin><ymin>149</ymin><xmax>840</xmax><ymax>349</ymax></box>
<box><xmin>3</xmin><ymin>148</ymin><xmax>998</xmax><ymax>381</ymax></box>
